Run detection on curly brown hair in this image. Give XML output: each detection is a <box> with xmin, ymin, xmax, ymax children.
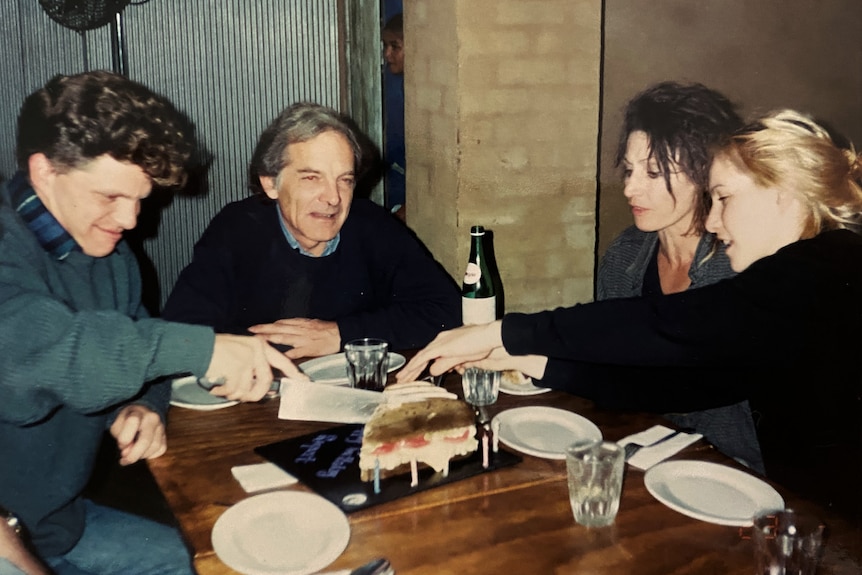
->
<box><xmin>16</xmin><ymin>70</ymin><xmax>194</xmax><ymax>188</ymax></box>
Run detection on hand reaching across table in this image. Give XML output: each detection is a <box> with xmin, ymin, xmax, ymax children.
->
<box><xmin>459</xmin><ymin>347</ymin><xmax>549</xmax><ymax>380</ymax></box>
<box><xmin>397</xmin><ymin>321</ymin><xmax>504</xmax><ymax>381</ymax></box>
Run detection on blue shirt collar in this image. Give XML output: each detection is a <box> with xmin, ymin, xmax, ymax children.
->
<box><xmin>275</xmin><ymin>203</ymin><xmax>340</xmax><ymax>257</ymax></box>
<box><xmin>7</xmin><ymin>171</ymin><xmax>80</xmax><ymax>260</ymax></box>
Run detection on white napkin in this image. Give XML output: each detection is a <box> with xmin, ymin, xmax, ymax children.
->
<box><xmin>617</xmin><ymin>424</ymin><xmax>703</xmax><ymax>470</ymax></box>
<box><xmin>231</xmin><ymin>462</ymin><xmax>298</xmax><ymax>493</ymax></box>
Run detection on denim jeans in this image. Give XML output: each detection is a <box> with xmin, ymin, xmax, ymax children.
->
<box><xmin>0</xmin><ymin>558</ymin><xmax>26</xmax><ymax>575</ymax></box>
<box><xmin>44</xmin><ymin>500</ymin><xmax>194</xmax><ymax>575</ymax></box>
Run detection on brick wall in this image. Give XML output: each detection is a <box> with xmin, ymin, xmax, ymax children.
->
<box><xmin>405</xmin><ymin>0</ymin><xmax>602</xmax><ymax>314</ymax></box>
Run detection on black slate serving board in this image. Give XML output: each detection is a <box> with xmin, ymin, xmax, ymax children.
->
<box><xmin>255</xmin><ymin>424</ymin><xmax>521</xmax><ymax>513</ymax></box>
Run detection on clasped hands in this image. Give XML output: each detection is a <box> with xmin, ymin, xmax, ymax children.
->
<box><xmin>248</xmin><ymin>317</ymin><xmax>341</xmax><ymax>359</ymax></box>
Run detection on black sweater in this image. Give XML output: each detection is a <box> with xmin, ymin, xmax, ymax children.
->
<box><xmin>163</xmin><ymin>197</ymin><xmax>461</xmax><ymax>350</ymax></box>
<box><xmin>504</xmin><ymin>230</ymin><xmax>862</xmax><ymax>449</ymax></box>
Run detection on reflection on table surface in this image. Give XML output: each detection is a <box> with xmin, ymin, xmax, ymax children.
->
<box><xmin>150</xmin><ymin>364</ymin><xmax>862</xmax><ymax>575</ymax></box>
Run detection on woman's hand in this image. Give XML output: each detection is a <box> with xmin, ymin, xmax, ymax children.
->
<box><xmin>460</xmin><ymin>348</ymin><xmax>549</xmax><ymax>380</ymax></box>
<box><xmin>397</xmin><ymin>321</ymin><xmax>504</xmax><ymax>382</ymax></box>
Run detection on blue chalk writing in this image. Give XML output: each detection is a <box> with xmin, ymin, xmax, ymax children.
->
<box><xmin>317</xmin><ymin>447</ymin><xmax>360</xmax><ymax>478</ymax></box>
<box><xmin>295</xmin><ymin>433</ymin><xmax>337</xmax><ymax>464</ymax></box>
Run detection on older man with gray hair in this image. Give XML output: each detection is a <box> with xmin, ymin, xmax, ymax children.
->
<box><xmin>163</xmin><ymin>102</ymin><xmax>460</xmax><ymax>358</ymax></box>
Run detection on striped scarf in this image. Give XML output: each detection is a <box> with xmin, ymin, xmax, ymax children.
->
<box><xmin>7</xmin><ymin>171</ymin><xmax>78</xmax><ymax>260</ymax></box>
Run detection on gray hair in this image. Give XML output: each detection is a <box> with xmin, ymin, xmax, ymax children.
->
<box><xmin>248</xmin><ymin>102</ymin><xmax>362</xmax><ymax>196</ymax></box>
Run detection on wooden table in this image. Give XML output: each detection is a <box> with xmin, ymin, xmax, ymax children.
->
<box><xmin>149</xmin><ymin>376</ymin><xmax>862</xmax><ymax>575</ymax></box>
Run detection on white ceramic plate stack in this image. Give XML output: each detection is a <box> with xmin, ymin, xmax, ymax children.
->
<box><xmin>211</xmin><ymin>491</ymin><xmax>350</xmax><ymax>575</ymax></box>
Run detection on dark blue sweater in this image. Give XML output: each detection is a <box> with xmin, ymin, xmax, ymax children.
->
<box><xmin>163</xmin><ymin>197</ymin><xmax>461</xmax><ymax>350</ymax></box>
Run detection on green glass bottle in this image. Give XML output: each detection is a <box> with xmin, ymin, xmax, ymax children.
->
<box><xmin>461</xmin><ymin>225</ymin><xmax>497</xmax><ymax>325</ymax></box>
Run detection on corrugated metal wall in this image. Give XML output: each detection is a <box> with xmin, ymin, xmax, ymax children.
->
<box><xmin>1</xmin><ymin>0</ymin><xmax>381</xmax><ymax>312</ymax></box>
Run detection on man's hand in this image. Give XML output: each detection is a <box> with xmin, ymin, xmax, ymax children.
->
<box><xmin>110</xmin><ymin>404</ymin><xmax>166</xmax><ymax>466</ymax></box>
<box><xmin>206</xmin><ymin>334</ymin><xmax>307</xmax><ymax>402</ymax></box>
<box><xmin>248</xmin><ymin>318</ymin><xmax>341</xmax><ymax>359</ymax></box>
<box><xmin>397</xmin><ymin>320</ymin><xmax>505</xmax><ymax>382</ymax></box>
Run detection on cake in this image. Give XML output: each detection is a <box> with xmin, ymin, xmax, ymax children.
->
<box><xmin>358</xmin><ymin>382</ymin><xmax>479</xmax><ymax>483</ymax></box>
<box><xmin>501</xmin><ymin>370</ymin><xmax>531</xmax><ymax>387</ymax></box>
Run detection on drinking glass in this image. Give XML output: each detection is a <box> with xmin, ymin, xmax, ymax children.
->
<box><xmin>752</xmin><ymin>509</ymin><xmax>825</xmax><ymax>575</ymax></box>
<box><xmin>344</xmin><ymin>338</ymin><xmax>389</xmax><ymax>391</ymax></box>
<box><xmin>566</xmin><ymin>440</ymin><xmax>625</xmax><ymax>528</ymax></box>
<box><xmin>461</xmin><ymin>367</ymin><xmax>500</xmax><ymax>406</ymax></box>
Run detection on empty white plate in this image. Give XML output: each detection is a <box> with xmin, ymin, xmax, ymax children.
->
<box><xmin>645</xmin><ymin>460</ymin><xmax>784</xmax><ymax>526</ymax></box>
<box><xmin>299</xmin><ymin>352</ymin><xmax>406</xmax><ymax>385</ymax></box>
<box><xmin>492</xmin><ymin>406</ymin><xmax>602</xmax><ymax>460</ymax></box>
<box><xmin>211</xmin><ymin>491</ymin><xmax>350</xmax><ymax>575</ymax></box>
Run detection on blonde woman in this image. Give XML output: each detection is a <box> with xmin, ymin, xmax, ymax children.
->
<box><xmin>400</xmin><ymin>110</ymin><xmax>862</xmax><ymax>507</ymax></box>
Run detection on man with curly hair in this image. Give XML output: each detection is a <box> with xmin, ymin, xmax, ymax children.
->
<box><xmin>0</xmin><ymin>71</ymin><xmax>301</xmax><ymax>574</ymax></box>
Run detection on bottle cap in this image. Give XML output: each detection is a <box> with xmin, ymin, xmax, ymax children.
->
<box><xmin>470</xmin><ymin>225</ymin><xmax>485</xmax><ymax>235</ymax></box>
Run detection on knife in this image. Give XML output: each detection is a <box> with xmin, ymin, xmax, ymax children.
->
<box><xmin>197</xmin><ymin>377</ymin><xmax>282</xmax><ymax>394</ymax></box>
<box><xmin>322</xmin><ymin>557</ymin><xmax>392</xmax><ymax>575</ymax></box>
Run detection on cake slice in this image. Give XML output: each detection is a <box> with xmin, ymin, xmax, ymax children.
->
<box><xmin>359</xmin><ymin>387</ymin><xmax>478</xmax><ymax>483</ymax></box>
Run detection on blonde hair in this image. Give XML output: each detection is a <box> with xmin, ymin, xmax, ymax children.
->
<box><xmin>719</xmin><ymin>109</ymin><xmax>862</xmax><ymax>238</ymax></box>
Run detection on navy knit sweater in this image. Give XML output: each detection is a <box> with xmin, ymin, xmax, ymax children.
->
<box><xmin>162</xmin><ymin>196</ymin><xmax>461</xmax><ymax>350</ymax></box>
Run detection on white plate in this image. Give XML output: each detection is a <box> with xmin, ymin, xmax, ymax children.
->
<box><xmin>645</xmin><ymin>460</ymin><xmax>785</xmax><ymax>526</ymax></box>
<box><xmin>170</xmin><ymin>376</ymin><xmax>239</xmax><ymax>411</ymax></box>
<box><xmin>498</xmin><ymin>370</ymin><xmax>551</xmax><ymax>396</ymax></box>
<box><xmin>299</xmin><ymin>352</ymin><xmax>406</xmax><ymax>385</ymax></box>
<box><xmin>212</xmin><ymin>491</ymin><xmax>350</xmax><ymax>575</ymax></box>
<box><xmin>492</xmin><ymin>406</ymin><xmax>602</xmax><ymax>460</ymax></box>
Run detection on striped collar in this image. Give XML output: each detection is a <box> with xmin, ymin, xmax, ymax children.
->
<box><xmin>7</xmin><ymin>171</ymin><xmax>79</xmax><ymax>260</ymax></box>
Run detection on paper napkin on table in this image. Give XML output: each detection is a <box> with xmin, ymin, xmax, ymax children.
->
<box><xmin>231</xmin><ymin>462</ymin><xmax>298</xmax><ymax>493</ymax></box>
<box><xmin>617</xmin><ymin>424</ymin><xmax>703</xmax><ymax>471</ymax></box>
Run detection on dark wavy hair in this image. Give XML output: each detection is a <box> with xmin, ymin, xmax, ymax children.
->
<box><xmin>383</xmin><ymin>13</ymin><xmax>403</xmax><ymax>36</ymax></box>
<box><xmin>248</xmin><ymin>102</ymin><xmax>363</xmax><ymax>197</ymax></box>
<box><xmin>615</xmin><ymin>81</ymin><xmax>743</xmax><ymax>234</ymax></box>
<box><xmin>16</xmin><ymin>70</ymin><xmax>193</xmax><ymax>188</ymax></box>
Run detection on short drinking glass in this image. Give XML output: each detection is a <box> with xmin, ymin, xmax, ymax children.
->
<box><xmin>752</xmin><ymin>509</ymin><xmax>825</xmax><ymax>575</ymax></box>
<box><xmin>566</xmin><ymin>440</ymin><xmax>625</xmax><ymax>528</ymax></box>
<box><xmin>461</xmin><ymin>367</ymin><xmax>500</xmax><ymax>406</ymax></box>
<box><xmin>344</xmin><ymin>338</ymin><xmax>389</xmax><ymax>391</ymax></box>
